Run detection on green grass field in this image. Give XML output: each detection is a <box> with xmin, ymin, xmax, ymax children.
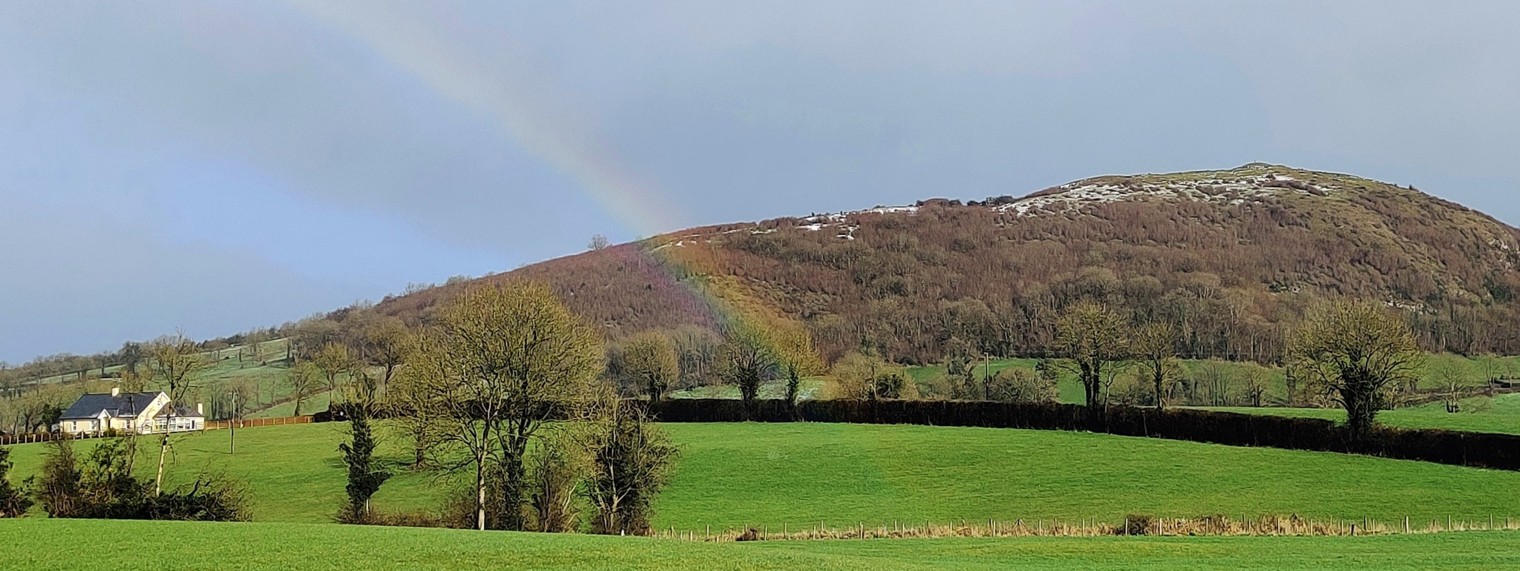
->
<box><xmin>1</xmin><ymin>519</ymin><xmax>1517</xmax><ymax>571</ymax></box>
<box><xmin>1202</xmin><ymin>393</ymin><xmax>1520</xmax><ymax>435</ymax></box>
<box><xmin>906</xmin><ymin>355</ymin><xmax>1520</xmax><ymax>435</ymax></box>
<box><xmin>5</xmin><ymin>422</ymin><xmax>1520</xmax><ymax>529</ymax></box>
<box><xmin>906</xmin><ymin>354</ymin><xmax>1520</xmax><ymax>406</ymax></box>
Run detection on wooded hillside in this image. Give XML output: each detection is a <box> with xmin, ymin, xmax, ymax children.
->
<box><xmin>377</xmin><ymin>164</ymin><xmax>1520</xmax><ymax>365</ymax></box>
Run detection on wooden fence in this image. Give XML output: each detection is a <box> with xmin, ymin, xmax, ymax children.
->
<box><xmin>203</xmin><ymin>415</ymin><xmax>313</xmax><ymax>430</ymax></box>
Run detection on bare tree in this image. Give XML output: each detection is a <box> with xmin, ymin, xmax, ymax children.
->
<box><xmin>1054</xmin><ymin>301</ymin><xmax>1131</xmax><ymax>413</ymax></box>
<box><xmin>147</xmin><ymin>333</ymin><xmax>207</xmax><ymax>496</ymax></box>
<box><xmin>1433</xmin><ymin>363</ymin><xmax>1478</xmax><ymax>413</ymax></box>
<box><xmin>587</xmin><ymin>234</ymin><xmax>611</xmax><ymax>251</ymax></box>
<box><xmin>771</xmin><ymin>320</ymin><xmax>823</xmax><ymax>407</ymax></box>
<box><xmin>1289</xmin><ymin>300</ymin><xmax>1423</xmax><ymax>438</ymax></box>
<box><xmin>313</xmin><ymin>342</ymin><xmax>357</xmax><ymax>402</ymax></box>
<box><xmin>286</xmin><ymin>362</ymin><xmax>321</xmax><ymax>417</ymax></box>
<box><xmin>1241</xmin><ymin>367</ymin><xmax>1268</xmax><ymax>407</ymax></box>
<box><xmin>718</xmin><ymin>319</ymin><xmax>778</xmax><ymax>414</ymax></box>
<box><xmin>622</xmin><ymin>331</ymin><xmax>678</xmax><ymax>403</ymax></box>
<box><xmin>1133</xmin><ymin>322</ymin><xmax>1182</xmax><ymax>409</ymax></box>
<box><xmin>403</xmin><ymin>282</ymin><xmax>602</xmax><ymax>531</ymax></box>
<box><xmin>583</xmin><ymin>396</ymin><xmax>677</xmax><ymax>536</ymax></box>
<box><xmin>358</xmin><ymin>316</ymin><xmax>412</xmax><ymax>395</ymax></box>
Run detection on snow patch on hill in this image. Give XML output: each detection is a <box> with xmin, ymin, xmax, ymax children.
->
<box><xmin>999</xmin><ymin>174</ymin><xmax>1336</xmax><ymax>217</ymax></box>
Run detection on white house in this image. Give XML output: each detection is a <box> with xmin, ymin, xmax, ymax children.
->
<box><xmin>57</xmin><ymin>388</ymin><xmax>204</xmax><ymax>436</ymax></box>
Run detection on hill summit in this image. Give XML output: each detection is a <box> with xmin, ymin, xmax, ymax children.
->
<box><xmin>377</xmin><ymin>164</ymin><xmax>1520</xmax><ymax>364</ymax></box>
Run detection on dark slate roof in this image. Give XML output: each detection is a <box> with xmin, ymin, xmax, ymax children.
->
<box><xmin>59</xmin><ymin>392</ymin><xmax>163</xmax><ymax>420</ymax></box>
<box><xmin>154</xmin><ymin>403</ymin><xmax>203</xmax><ymax>419</ymax></box>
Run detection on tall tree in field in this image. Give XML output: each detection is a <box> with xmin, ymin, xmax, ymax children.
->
<box><xmin>358</xmin><ymin>316</ymin><xmax>413</xmax><ymax>394</ymax></box>
<box><xmin>622</xmin><ymin>332</ymin><xmax>678</xmax><ymax>403</ymax></box>
<box><xmin>313</xmin><ymin>342</ymin><xmax>357</xmax><ymax>398</ymax></box>
<box><xmin>148</xmin><ymin>334</ymin><xmax>206</xmax><ymax>496</ymax></box>
<box><xmin>405</xmin><ymin>282</ymin><xmax>602</xmax><ymax>531</ymax></box>
<box><xmin>1289</xmin><ymin>300</ymin><xmax>1422</xmax><ymax>438</ymax></box>
<box><xmin>1133</xmin><ymin>322</ymin><xmax>1182</xmax><ymax>409</ymax></box>
<box><xmin>1055</xmin><ymin>301</ymin><xmax>1131</xmax><ymax>414</ymax></box>
<box><xmin>337</xmin><ymin>377</ymin><xmax>389</xmax><ymax>524</ymax></box>
<box><xmin>718</xmin><ymin>319</ymin><xmax>778</xmax><ymax>415</ymax></box>
<box><xmin>286</xmin><ymin>362</ymin><xmax>321</xmax><ymax>417</ymax></box>
<box><xmin>772</xmin><ymin>320</ymin><xmax>823</xmax><ymax>407</ymax></box>
<box><xmin>118</xmin><ymin>342</ymin><xmax>145</xmax><ymax>376</ymax></box>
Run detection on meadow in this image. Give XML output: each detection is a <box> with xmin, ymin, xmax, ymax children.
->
<box><xmin>2</xmin><ymin>519</ymin><xmax>1518</xmax><ymax>571</ymax></box>
<box><xmin>907</xmin><ymin>356</ymin><xmax>1520</xmax><ymax>435</ymax></box>
<box><xmin>6</xmin><ymin>422</ymin><xmax>1520</xmax><ymax>529</ymax></box>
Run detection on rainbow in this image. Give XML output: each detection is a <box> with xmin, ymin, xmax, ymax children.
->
<box><xmin>283</xmin><ymin>2</ymin><xmax>776</xmax><ymax>331</ymax></box>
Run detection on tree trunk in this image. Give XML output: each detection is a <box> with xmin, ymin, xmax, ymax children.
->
<box><xmin>1153</xmin><ymin>367</ymin><xmax>1165</xmax><ymax>410</ymax></box>
<box><xmin>476</xmin><ymin>451</ymin><xmax>487</xmax><ymax>531</ymax></box>
<box><xmin>155</xmin><ymin>433</ymin><xmax>169</xmax><ymax>496</ymax></box>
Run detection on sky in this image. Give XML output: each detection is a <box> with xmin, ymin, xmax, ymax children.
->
<box><xmin>2</xmin><ymin>1</ymin><xmax>1518</xmax><ymax>363</ymax></box>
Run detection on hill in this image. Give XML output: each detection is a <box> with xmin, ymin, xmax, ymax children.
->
<box><xmin>4</xmin><ymin>519</ymin><xmax>1519</xmax><ymax>571</ymax></box>
<box><xmin>374</xmin><ymin>164</ymin><xmax>1520</xmax><ymax>365</ymax></box>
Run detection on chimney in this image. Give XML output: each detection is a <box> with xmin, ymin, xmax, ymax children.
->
<box><xmin>111</xmin><ymin>387</ymin><xmax>120</xmax><ymax>397</ymax></box>
<box><xmin>197</xmin><ymin>403</ymin><xmax>204</xmax><ymax>416</ymax></box>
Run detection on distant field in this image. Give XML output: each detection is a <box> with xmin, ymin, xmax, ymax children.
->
<box><xmin>1201</xmin><ymin>393</ymin><xmax>1520</xmax><ymax>436</ymax></box>
<box><xmin>906</xmin><ymin>354</ymin><xmax>1520</xmax><ymax>407</ymax></box>
<box><xmin>3</xmin><ymin>519</ymin><xmax>1519</xmax><ymax>571</ymax></box>
<box><xmin>669</xmin><ymin>378</ymin><xmax>827</xmax><ymax>400</ymax></box>
<box><xmin>6</xmin><ymin>422</ymin><xmax>1520</xmax><ymax>528</ymax></box>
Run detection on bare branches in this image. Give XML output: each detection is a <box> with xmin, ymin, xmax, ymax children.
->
<box><xmin>1289</xmin><ymin>300</ymin><xmax>1423</xmax><ymax>437</ymax></box>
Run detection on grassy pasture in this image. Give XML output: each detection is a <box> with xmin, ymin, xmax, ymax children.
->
<box><xmin>907</xmin><ymin>355</ymin><xmax>1520</xmax><ymax>435</ymax></box>
<box><xmin>1200</xmin><ymin>393</ymin><xmax>1520</xmax><ymax>435</ymax></box>
<box><xmin>1</xmin><ymin>519</ymin><xmax>1518</xmax><ymax>571</ymax></box>
<box><xmin>5</xmin><ymin>422</ymin><xmax>1520</xmax><ymax>529</ymax></box>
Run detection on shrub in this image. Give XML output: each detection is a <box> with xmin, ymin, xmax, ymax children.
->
<box><xmin>1122</xmin><ymin>514</ymin><xmax>1155</xmax><ymax>536</ymax></box>
<box><xmin>36</xmin><ymin>438</ymin><xmax>82</xmax><ymax>518</ymax></box>
<box><xmin>34</xmin><ymin>435</ymin><xmax>250</xmax><ymax>522</ymax></box>
<box><xmin>0</xmin><ymin>447</ymin><xmax>33</xmax><ymax>517</ymax></box>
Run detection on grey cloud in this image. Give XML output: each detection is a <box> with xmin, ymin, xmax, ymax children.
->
<box><xmin>2</xmin><ymin>0</ymin><xmax>1518</xmax><ymax>361</ymax></box>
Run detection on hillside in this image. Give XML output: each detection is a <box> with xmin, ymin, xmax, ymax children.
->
<box><xmin>375</xmin><ymin>164</ymin><xmax>1520</xmax><ymax>364</ymax></box>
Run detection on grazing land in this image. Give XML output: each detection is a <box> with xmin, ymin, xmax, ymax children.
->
<box><xmin>1201</xmin><ymin>394</ymin><xmax>1520</xmax><ymax>436</ymax></box>
<box><xmin>2</xmin><ymin>519</ymin><xmax>1519</xmax><ymax>571</ymax></box>
<box><xmin>6</xmin><ymin>422</ymin><xmax>1520</xmax><ymax>529</ymax></box>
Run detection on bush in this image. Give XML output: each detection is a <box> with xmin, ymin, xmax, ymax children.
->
<box><xmin>1122</xmin><ymin>514</ymin><xmax>1154</xmax><ymax>536</ymax></box>
<box><xmin>36</xmin><ymin>438</ymin><xmax>82</xmax><ymax>518</ymax></box>
<box><xmin>0</xmin><ymin>447</ymin><xmax>33</xmax><ymax>517</ymax></box>
<box><xmin>34</xmin><ymin>435</ymin><xmax>250</xmax><ymax>522</ymax></box>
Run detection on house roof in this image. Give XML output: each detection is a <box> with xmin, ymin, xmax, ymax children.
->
<box><xmin>154</xmin><ymin>403</ymin><xmax>203</xmax><ymax>419</ymax></box>
<box><xmin>59</xmin><ymin>392</ymin><xmax>164</xmax><ymax>420</ymax></box>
